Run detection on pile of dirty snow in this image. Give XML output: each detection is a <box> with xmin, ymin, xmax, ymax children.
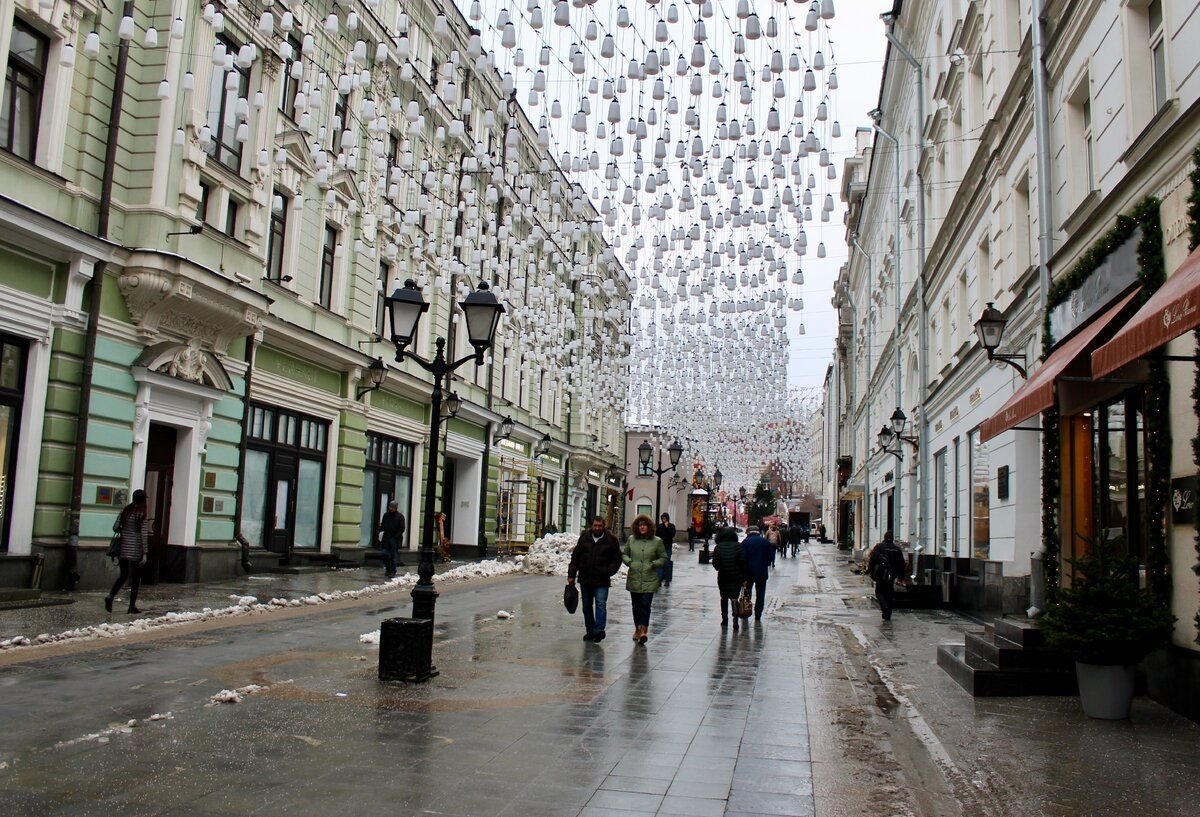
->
<box><xmin>521</xmin><ymin>533</ymin><xmax>578</xmax><ymax>576</ymax></box>
<box><xmin>521</xmin><ymin>532</ymin><xmax>628</xmax><ymax>579</ymax></box>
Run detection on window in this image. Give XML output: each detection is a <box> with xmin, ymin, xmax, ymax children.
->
<box><xmin>0</xmin><ymin>335</ymin><xmax>28</xmax><ymax>551</ymax></box>
<box><xmin>197</xmin><ymin>181</ymin><xmax>212</xmax><ymax>224</ymax></box>
<box><xmin>976</xmin><ymin>237</ymin><xmax>992</xmax><ymax>306</ymax></box>
<box><xmin>242</xmin><ymin>404</ymin><xmax>329</xmax><ymax>553</ymax></box>
<box><xmin>1</xmin><ymin>19</ymin><xmax>49</xmax><ymax>161</ymax></box>
<box><xmin>362</xmin><ymin>432</ymin><xmax>415</xmax><ymax>548</ymax></box>
<box><xmin>1066</xmin><ymin>75</ymin><xmax>1095</xmax><ymax>202</ymax></box>
<box><xmin>638</xmin><ymin>458</ymin><xmax>652</xmax><ymax>477</ymax></box>
<box><xmin>224</xmin><ymin>198</ymin><xmax>239</xmax><ymax>235</ymax></box>
<box><xmin>332</xmin><ymin>92</ymin><xmax>348</xmax><ymax>155</ymax></box>
<box><xmin>1148</xmin><ymin>0</ymin><xmax>1167</xmax><ymax>110</ymax></box>
<box><xmin>318</xmin><ymin>224</ymin><xmax>337</xmax><ymax>309</ymax></box>
<box><xmin>266</xmin><ymin>194</ymin><xmax>288</xmax><ymax>281</ymax></box>
<box><xmin>969</xmin><ymin>429</ymin><xmax>990</xmax><ymax>559</ymax></box>
<box><xmin>279</xmin><ymin>36</ymin><xmax>302</xmax><ymax>120</ymax></box>
<box><xmin>1012</xmin><ymin>170</ymin><xmax>1032</xmax><ymax>272</ymax></box>
<box><xmin>206</xmin><ymin>36</ymin><xmax>249</xmax><ymax>172</ymax></box>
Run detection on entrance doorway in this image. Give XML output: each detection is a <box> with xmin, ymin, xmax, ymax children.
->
<box><xmin>885</xmin><ymin>490</ymin><xmax>895</xmax><ymax>538</ymax></box>
<box><xmin>143</xmin><ymin>423</ymin><xmax>177</xmax><ymax>584</ymax></box>
<box><xmin>440</xmin><ymin>457</ymin><xmax>457</xmax><ymax>539</ymax></box>
<box><xmin>0</xmin><ymin>334</ymin><xmax>27</xmax><ymax>552</ymax></box>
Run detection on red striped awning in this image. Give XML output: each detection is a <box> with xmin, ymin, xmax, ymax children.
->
<box><xmin>1091</xmin><ymin>245</ymin><xmax>1200</xmax><ymax>378</ymax></box>
<box><xmin>979</xmin><ymin>289</ymin><xmax>1140</xmax><ymax>442</ymax></box>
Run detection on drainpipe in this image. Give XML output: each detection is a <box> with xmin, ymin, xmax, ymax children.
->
<box><xmin>1031</xmin><ymin>0</ymin><xmax>1054</xmax><ymax>327</ymax></box>
<box><xmin>884</xmin><ymin>23</ymin><xmax>931</xmax><ymax>560</ymax></box>
<box><xmin>852</xmin><ymin>237</ymin><xmax>874</xmax><ymax>556</ymax></box>
<box><xmin>232</xmin><ymin>335</ymin><xmax>257</xmax><ymax>572</ymax></box>
<box><xmin>871</xmin><ymin>120</ymin><xmax>903</xmax><ymax>541</ymax></box>
<box><xmin>64</xmin><ymin>0</ymin><xmax>135</xmax><ymax>590</ymax></box>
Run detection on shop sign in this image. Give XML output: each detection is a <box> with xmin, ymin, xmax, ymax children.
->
<box><xmin>587</xmin><ymin>469</ymin><xmax>601</xmax><ymax>480</ymax></box>
<box><xmin>1170</xmin><ymin>476</ymin><xmax>1198</xmax><ymax>525</ymax></box>
<box><xmin>1049</xmin><ymin>231</ymin><xmax>1140</xmax><ymax>343</ymax></box>
<box><xmin>498</xmin><ymin>437</ymin><xmax>529</xmax><ymax>455</ymax></box>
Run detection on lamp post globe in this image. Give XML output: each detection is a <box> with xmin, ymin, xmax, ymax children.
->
<box><xmin>638</xmin><ymin>439</ymin><xmax>653</xmax><ymax>467</ymax></box>
<box><xmin>385</xmin><ymin>279</ymin><xmax>429</xmax><ymax>355</ymax></box>
<box><xmin>460</xmin><ymin>281</ymin><xmax>505</xmax><ymax>359</ymax></box>
<box><xmin>667</xmin><ymin>439</ymin><xmax>684</xmax><ymax>468</ymax></box>
<box><xmin>878</xmin><ymin>425</ymin><xmax>896</xmax><ymax>450</ymax></box>
<box><xmin>890</xmin><ymin>408</ymin><xmax>908</xmax><ymax>438</ymax></box>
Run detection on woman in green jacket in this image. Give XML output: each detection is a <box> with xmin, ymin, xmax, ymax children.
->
<box><xmin>623</xmin><ymin>514</ymin><xmax>667</xmax><ymax>644</ymax></box>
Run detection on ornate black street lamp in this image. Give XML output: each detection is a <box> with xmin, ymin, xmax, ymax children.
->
<box><xmin>878</xmin><ymin>408</ymin><xmax>919</xmax><ymax>461</ymax></box>
<box><xmin>638</xmin><ymin>437</ymin><xmax>684</xmax><ymax>521</ymax></box>
<box><xmin>386</xmin><ymin>279</ymin><xmax>504</xmax><ymax>631</ymax></box>
<box><xmin>974</xmin><ymin>302</ymin><xmax>1028</xmax><ymax>378</ymax></box>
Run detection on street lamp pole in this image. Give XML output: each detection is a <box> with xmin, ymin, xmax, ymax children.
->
<box><xmin>385</xmin><ymin>279</ymin><xmax>505</xmax><ymax>628</ymax></box>
<box><xmin>639</xmin><ymin>438</ymin><xmax>684</xmax><ymax>521</ymax></box>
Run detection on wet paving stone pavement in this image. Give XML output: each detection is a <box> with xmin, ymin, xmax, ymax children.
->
<box><xmin>2</xmin><ymin>543</ymin><xmax>1199</xmax><ymax>817</ymax></box>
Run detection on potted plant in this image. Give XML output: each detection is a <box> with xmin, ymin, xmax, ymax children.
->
<box><xmin>1039</xmin><ymin>538</ymin><xmax>1175</xmax><ymax>719</ymax></box>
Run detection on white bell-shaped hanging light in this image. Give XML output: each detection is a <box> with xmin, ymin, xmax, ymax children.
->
<box><xmin>821</xmin><ymin>0</ymin><xmax>836</xmax><ymax>20</ymax></box>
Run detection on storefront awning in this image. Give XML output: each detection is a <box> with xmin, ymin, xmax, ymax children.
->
<box><xmin>979</xmin><ymin>289</ymin><xmax>1140</xmax><ymax>443</ymax></box>
<box><xmin>840</xmin><ymin>482</ymin><xmax>864</xmax><ymax>500</ymax></box>
<box><xmin>1091</xmin><ymin>245</ymin><xmax>1200</xmax><ymax>377</ymax></box>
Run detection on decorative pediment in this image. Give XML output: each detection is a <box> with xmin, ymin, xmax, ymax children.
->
<box><xmin>118</xmin><ymin>251</ymin><xmax>272</xmax><ymax>355</ymax></box>
<box><xmin>277</xmin><ymin>127</ymin><xmax>317</xmax><ymax>175</ymax></box>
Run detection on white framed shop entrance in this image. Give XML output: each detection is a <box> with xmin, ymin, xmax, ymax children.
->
<box><xmin>129</xmin><ymin>365</ymin><xmax>225</xmax><ymax>549</ymax></box>
<box><xmin>442</xmin><ymin>430</ymin><xmax>484</xmax><ymax>547</ymax></box>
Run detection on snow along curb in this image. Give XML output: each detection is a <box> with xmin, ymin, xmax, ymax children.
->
<box><xmin>0</xmin><ymin>558</ymin><xmax>525</xmax><ymax>655</ymax></box>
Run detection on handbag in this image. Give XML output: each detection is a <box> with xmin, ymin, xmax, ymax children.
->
<box><xmin>735</xmin><ymin>584</ymin><xmax>754</xmax><ymax>618</ymax></box>
<box><xmin>563</xmin><ymin>583</ymin><xmax>579</xmax><ymax>614</ymax></box>
<box><xmin>106</xmin><ymin>531</ymin><xmax>121</xmax><ymax>560</ymax></box>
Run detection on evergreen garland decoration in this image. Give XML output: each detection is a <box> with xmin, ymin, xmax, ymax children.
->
<box><xmin>1041</xmin><ymin>407</ymin><xmax>1061</xmax><ymax>602</ymax></box>
<box><xmin>1188</xmin><ymin>142</ymin><xmax>1200</xmax><ymax>641</ymax></box>
<box><xmin>1040</xmin><ymin>196</ymin><xmax>1168</xmax><ymax>604</ymax></box>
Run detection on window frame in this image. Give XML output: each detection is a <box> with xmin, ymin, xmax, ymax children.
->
<box><xmin>279</xmin><ymin>35</ymin><xmax>303</xmax><ymax>121</ymax></box>
<box><xmin>1147</xmin><ymin>0</ymin><xmax>1167</xmax><ymax>111</ymax></box>
<box><xmin>1</xmin><ymin>18</ymin><xmax>50</xmax><ymax>163</ymax></box>
<box><xmin>266</xmin><ymin>193</ymin><xmax>289</xmax><ymax>282</ymax></box>
<box><xmin>206</xmin><ymin>35</ymin><xmax>250</xmax><ymax>173</ymax></box>
<box><xmin>318</xmin><ymin>223</ymin><xmax>338</xmax><ymax>309</ymax></box>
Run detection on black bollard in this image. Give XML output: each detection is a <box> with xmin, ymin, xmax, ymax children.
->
<box><xmin>378</xmin><ymin>617</ymin><xmax>438</xmax><ymax>683</ymax></box>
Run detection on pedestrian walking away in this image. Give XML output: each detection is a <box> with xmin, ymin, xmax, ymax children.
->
<box><xmin>377</xmin><ymin>500</ymin><xmax>406</xmax><ymax>577</ymax></box>
<box><xmin>868</xmin><ymin>530</ymin><xmax>907</xmax><ymax>621</ymax></box>
<box><xmin>567</xmin><ymin>516</ymin><xmax>623</xmax><ymax>642</ymax></box>
<box><xmin>766</xmin><ymin>521</ymin><xmax>786</xmax><ymax>559</ymax></box>
<box><xmin>656</xmin><ymin>513</ymin><xmax>677</xmax><ymax>586</ymax></box>
<box><xmin>623</xmin><ymin>514</ymin><xmax>667</xmax><ymax>644</ymax></box>
<box><xmin>710</xmin><ymin>526</ymin><xmax>747</xmax><ymax>629</ymax></box>
<box><xmin>789</xmin><ymin>522</ymin><xmax>803</xmax><ymax>557</ymax></box>
<box><xmin>105</xmin><ymin>489</ymin><xmax>149</xmax><ymax>615</ymax></box>
<box><xmin>741</xmin><ymin>525</ymin><xmax>774</xmax><ymax>621</ymax></box>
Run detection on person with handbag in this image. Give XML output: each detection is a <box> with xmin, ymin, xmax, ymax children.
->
<box><xmin>567</xmin><ymin>516</ymin><xmax>623</xmax><ymax>642</ymax></box>
<box><xmin>741</xmin><ymin>525</ymin><xmax>775</xmax><ymax>622</ymax></box>
<box><xmin>622</xmin><ymin>514</ymin><xmax>667</xmax><ymax>644</ymax></box>
<box><xmin>105</xmin><ymin>489</ymin><xmax>149</xmax><ymax>614</ymax></box>
<box><xmin>710</xmin><ymin>526</ymin><xmax>747</xmax><ymax>629</ymax></box>
<box><xmin>377</xmin><ymin>501</ymin><xmax>406</xmax><ymax>578</ymax></box>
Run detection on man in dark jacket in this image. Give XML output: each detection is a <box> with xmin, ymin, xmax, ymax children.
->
<box><xmin>867</xmin><ymin>531</ymin><xmax>907</xmax><ymax>621</ymax></box>
<box><xmin>568</xmin><ymin>517</ymin><xmax>623</xmax><ymax>642</ymax></box>
<box><xmin>377</xmin><ymin>501</ymin><xmax>406</xmax><ymax>577</ymax></box>
<box><xmin>741</xmin><ymin>526</ymin><xmax>775</xmax><ymax>621</ymax></box>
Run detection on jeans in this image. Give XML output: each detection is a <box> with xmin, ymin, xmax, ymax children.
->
<box><xmin>630</xmin><ymin>592</ymin><xmax>654</xmax><ymax>626</ymax></box>
<box><xmin>748</xmin><ymin>575</ymin><xmax>768</xmax><ymax>619</ymax></box>
<box><xmin>581</xmin><ymin>584</ymin><xmax>609</xmax><ymax>634</ymax></box>
<box><xmin>108</xmin><ymin>559</ymin><xmax>141</xmax><ymax>608</ymax></box>
<box><xmin>381</xmin><ymin>535</ymin><xmax>399</xmax><ymax>575</ymax></box>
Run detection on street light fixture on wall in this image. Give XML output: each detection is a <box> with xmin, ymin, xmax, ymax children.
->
<box><xmin>974</xmin><ymin>303</ymin><xmax>1028</xmax><ymax>378</ymax></box>
<box><xmin>384</xmin><ymin>278</ymin><xmax>504</xmax><ymax>672</ymax></box>
<box><xmin>878</xmin><ymin>408</ymin><xmax>919</xmax><ymax>461</ymax></box>
<box><xmin>533</xmin><ymin>433</ymin><xmax>552</xmax><ymax>459</ymax></box>
<box><xmin>494</xmin><ymin>416</ymin><xmax>515</xmax><ymax>442</ymax></box>
<box><xmin>355</xmin><ymin>357</ymin><xmax>387</xmax><ymax>399</ymax></box>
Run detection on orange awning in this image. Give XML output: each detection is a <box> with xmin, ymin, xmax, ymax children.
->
<box><xmin>1091</xmin><ymin>245</ymin><xmax>1200</xmax><ymax>377</ymax></box>
<box><xmin>979</xmin><ymin>289</ymin><xmax>1141</xmax><ymax>442</ymax></box>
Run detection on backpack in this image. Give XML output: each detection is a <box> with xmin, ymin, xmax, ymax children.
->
<box><xmin>871</xmin><ymin>547</ymin><xmax>896</xmax><ymax>584</ymax></box>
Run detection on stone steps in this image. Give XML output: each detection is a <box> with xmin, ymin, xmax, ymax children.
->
<box><xmin>938</xmin><ymin>616</ymin><xmax>1078</xmax><ymax>697</ymax></box>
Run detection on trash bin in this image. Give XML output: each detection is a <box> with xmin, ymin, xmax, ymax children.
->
<box><xmin>379</xmin><ymin>617</ymin><xmax>438</xmax><ymax>683</ymax></box>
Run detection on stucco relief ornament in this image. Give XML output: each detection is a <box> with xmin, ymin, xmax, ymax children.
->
<box><xmin>166</xmin><ymin>342</ymin><xmax>207</xmax><ymax>383</ymax></box>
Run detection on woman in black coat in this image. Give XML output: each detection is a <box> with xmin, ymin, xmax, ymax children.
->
<box><xmin>105</xmin><ymin>489</ymin><xmax>149</xmax><ymax>614</ymax></box>
<box><xmin>709</xmin><ymin>527</ymin><xmax>746</xmax><ymax>629</ymax></box>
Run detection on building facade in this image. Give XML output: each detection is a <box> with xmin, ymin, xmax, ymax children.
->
<box><xmin>836</xmin><ymin>0</ymin><xmax>1200</xmax><ymax>718</ymax></box>
<box><xmin>0</xmin><ymin>0</ymin><xmax>628</xmax><ymax>591</ymax></box>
